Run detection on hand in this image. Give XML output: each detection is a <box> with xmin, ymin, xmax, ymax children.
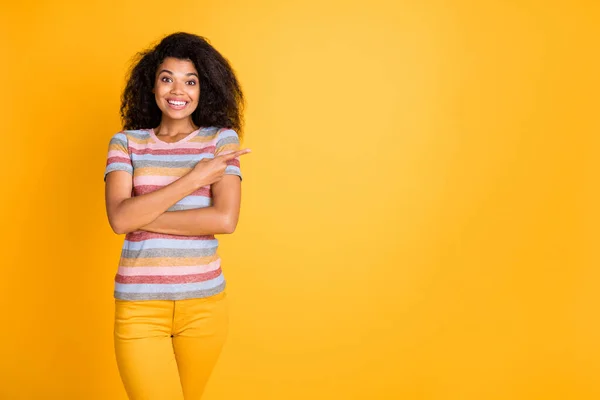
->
<box><xmin>190</xmin><ymin>149</ymin><xmax>251</xmax><ymax>186</ymax></box>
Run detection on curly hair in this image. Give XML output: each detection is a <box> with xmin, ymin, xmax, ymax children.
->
<box><xmin>120</xmin><ymin>32</ymin><xmax>245</xmax><ymax>137</ymax></box>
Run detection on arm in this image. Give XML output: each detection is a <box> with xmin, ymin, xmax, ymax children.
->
<box><xmin>104</xmin><ymin>129</ymin><xmax>247</xmax><ymax>235</ymax></box>
<box><xmin>104</xmin><ymin>131</ymin><xmax>205</xmax><ymax>235</ymax></box>
<box><xmin>140</xmin><ymin>128</ymin><xmax>246</xmax><ymax>236</ymax></box>
<box><xmin>139</xmin><ymin>174</ymin><xmax>242</xmax><ymax>235</ymax></box>
<box><xmin>105</xmin><ymin>170</ymin><xmax>206</xmax><ymax>235</ymax></box>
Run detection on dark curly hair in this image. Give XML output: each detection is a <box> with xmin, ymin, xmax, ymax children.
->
<box><xmin>120</xmin><ymin>32</ymin><xmax>245</xmax><ymax>137</ymax></box>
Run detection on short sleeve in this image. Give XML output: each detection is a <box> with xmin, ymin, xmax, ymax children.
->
<box><xmin>104</xmin><ymin>132</ymin><xmax>133</xmax><ymax>181</ymax></box>
<box><xmin>214</xmin><ymin>128</ymin><xmax>243</xmax><ymax>181</ymax></box>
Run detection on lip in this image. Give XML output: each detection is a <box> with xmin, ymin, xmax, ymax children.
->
<box><xmin>166</xmin><ymin>98</ymin><xmax>188</xmax><ymax>110</ymax></box>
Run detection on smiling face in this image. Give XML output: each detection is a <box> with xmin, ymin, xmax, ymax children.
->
<box><xmin>153</xmin><ymin>57</ymin><xmax>200</xmax><ymax>123</ymax></box>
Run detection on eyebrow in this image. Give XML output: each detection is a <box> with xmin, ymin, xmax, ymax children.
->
<box><xmin>158</xmin><ymin>69</ymin><xmax>199</xmax><ymax>78</ymax></box>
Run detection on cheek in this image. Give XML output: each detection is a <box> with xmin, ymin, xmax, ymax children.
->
<box><xmin>190</xmin><ymin>86</ymin><xmax>200</xmax><ymax>101</ymax></box>
<box><xmin>154</xmin><ymin>84</ymin><xmax>167</xmax><ymax>98</ymax></box>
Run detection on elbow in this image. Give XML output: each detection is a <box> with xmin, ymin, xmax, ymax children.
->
<box><xmin>108</xmin><ymin>217</ymin><xmax>130</xmax><ymax>235</ymax></box>
<box><xmin>112</xmin><ymin>226</ymin><xmax>129</xmax><ymax>235</ymax></box>
<box><xmin>221</xmin><ymin>214</ymin><xmax>239</xmax><ymax>234</ymax></box>
<box><xmin>111</xmin><ymin>223</ymin><xmax>128</xmax><ymax>235</ymax></box>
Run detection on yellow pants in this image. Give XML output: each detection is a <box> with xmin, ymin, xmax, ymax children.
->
<box><xmin>114</xmin><ymin>291</ymin><xmax>229</xmax><ymax>400</ymax></box>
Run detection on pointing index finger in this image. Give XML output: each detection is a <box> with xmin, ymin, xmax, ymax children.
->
<box><xmin>221</xmin><ymin>149</ymin><xmax>251</xmax><ymax>160</ymax></box>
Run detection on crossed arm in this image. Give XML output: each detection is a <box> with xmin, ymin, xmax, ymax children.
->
<box><xmin>141</xmin><ymin>175</ymin><xmax>241</xmax><ymax>235</ymax></box>
<box><xmin>105</xmin><ymin>170</ymin><xmax>241</xmax><ymax>236</ymax></box>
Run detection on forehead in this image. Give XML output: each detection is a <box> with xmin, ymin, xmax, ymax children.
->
<box><xmin>157</xmin><ymin>57</ymin><xmax>198</xmax><ymax>74</ymax></box>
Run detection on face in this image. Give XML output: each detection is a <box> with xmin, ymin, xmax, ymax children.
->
<box><xmin>153</xmin><ymin>57</ymin><xmax>200</xmax><ymax>122</ymax></box>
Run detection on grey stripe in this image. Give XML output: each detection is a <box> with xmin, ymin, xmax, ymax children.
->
<box><xmin>105</xmin><ymin>165</ymin><xmax>133</xmax><ymax>176</ymax></box>
<box><xmin>110</xmin><ymin>136</ymin><xmax>128</xmax><ymax>147</ymax></box>
<box><xmin>167</xmin><ymin>204</ymin><xmax>211</xmax><ymax>211</ymax></box>
<box><xmin>134</xmin><ymin>160</ymin><xmax>200</xmax><ymax>169</ymax></box>
<box><xmin>104</xmin><ymin>165</ymin><xmax>133</xmax><ymax>182</ymax></box>
<box><xmin>196</xmin><ymin>127</ymin><xmax>219</xmax><ymax>137</ymax></box>
<box><xmin>115</xmin><ymin>281</ymin><xmax>226</xmax><ymax>301</ymax></box>
<box><xmin>216</xmin><ymin>136</ymin><xmax>239</xmax><ymax>148</ymax></box>
<box><xmin>225</xmin><ymin>167</ymin><xmax>241</xmax><ymax>175</ymax></box>
<box><xmin>125</xmin><ymin>130</ymin><xmax>151</xmax><ymax>139</ymax></box>
<box><xmin>121</xmin><ymin>247</ymin><xmax>217</xmax><ymax>258</ymax></box>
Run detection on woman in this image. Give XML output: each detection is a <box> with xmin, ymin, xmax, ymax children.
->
<box><xmin>104</xmin><ymin>32</ymin><xmax>250</xmax><ymax>400</ymax></box>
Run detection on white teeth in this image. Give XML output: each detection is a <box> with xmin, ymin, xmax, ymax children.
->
<box><xmin>168</xmin><ymin>100</ymin><xmax>186</xmax><ymax>106</ymax></box>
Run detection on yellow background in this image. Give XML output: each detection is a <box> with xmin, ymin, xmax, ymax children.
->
<box><xmin>1</xmin><ymin>0</ymin><xmax>598</xmax><ymax>399</ymax></box>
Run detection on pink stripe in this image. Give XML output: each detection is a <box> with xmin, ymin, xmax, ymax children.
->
<box><xmin>115</xmin><ymin>268</ymin><xmax>222</xmax><ymax>284</ymax></box>
<box><xmin>117</xmin><ymin>261</ymin><xmax>221</xmax><ymax>276</ymax></box>
<box><xmin>134</xmin><ymin>175</ymin><xmax>178</xmax><ymax>186</ymax></box>
<box><xmin>129</xmin><ymin>140</ymin><xmax>215</xmax><ymax>150</ymax></box>
<box><xmin>226</xmin><ymin>159</ymin><xmax>240</xmax><ymax>168</ymax></box>
<box><xmin>130</xmin><ymin>145</ymin><xmax>216</xmax><ymax>155</ymax></box>
<box><xmin>134</xmin><ymin>185</ymin><xmax>211</xmax><ymax>196</ymax></box>
<box><xmin>107</xmin><ymin>156</ymin><xmax>132</xmax><ymax>165</ymax></box>
<box><xmin>108</xmin><ymin>149</ymin><xmax>128</xmax><ymax>158</ymax></box>
<box><xmin>125</xmin><ymin>231</ymin><xmax>215</xmax><ymax>242</ymax></box>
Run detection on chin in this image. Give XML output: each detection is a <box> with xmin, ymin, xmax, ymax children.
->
<box><xmin>161</xmin><ymin>109</ymin><xmax>193</xmax><ymax>120</ymax></box>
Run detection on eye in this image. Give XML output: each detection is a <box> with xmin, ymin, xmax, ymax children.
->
<box><xmin>187</xmin><ymin>80</ymin><xmax>197</xmax><ymax>86</ymax></box>
<box><xmin>161</xmin><ymin>76</ymin><xmax>172</xmax><ymax>83</ymax></box>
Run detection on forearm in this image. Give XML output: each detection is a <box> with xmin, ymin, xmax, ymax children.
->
<box><xmin>140</xmin><ymin>206</ymin><xmax>233</xmax><ymax>236</ymax></box>
<box><xmin>109</xmin><ymin>173</ymin><xmax>204</xmax><ymax>234</ymax></box>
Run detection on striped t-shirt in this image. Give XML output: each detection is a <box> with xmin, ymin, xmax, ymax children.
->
<box><xmin>104</xmin><ymin>126</ymin><xmax>242</xmax><ymax>301</ymax></box>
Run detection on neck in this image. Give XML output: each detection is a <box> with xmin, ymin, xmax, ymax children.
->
<box><xmin>154</xmin><ymin>117</ymin><xmax>198</xmax><ymax>137</ymax></box>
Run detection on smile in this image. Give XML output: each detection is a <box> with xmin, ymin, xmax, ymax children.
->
<box><xmin>167</xmin><ymin>99</ymin><xmax>188</xmax><ymax>110</ymax></box>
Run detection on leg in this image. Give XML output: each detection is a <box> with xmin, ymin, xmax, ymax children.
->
<box><xmin>172</xmin><ymin>291</ymin><xmax>229</xmax><ymax>400</ymax></box>
<box><xmin>114</xmin><ymin>299</ymin><xmax>184</xmax><ymax>400</ymax></box>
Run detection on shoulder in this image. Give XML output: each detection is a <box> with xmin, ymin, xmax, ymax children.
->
<box><xmin>211</xmin><ymin>128</ymin><xmax>241</xmax><ymax>156</ymax></box>
<box><xmin>108</xmin><ymin>129</ymin><xmax>153</xmax><ymax>147</ymax></box>
<box><xmin>107</xmin><ymin>131</ymin><xmax>130</xmax><ymax>151</ymax></box>
<box><xmin>196</xmin><ymin>126</ymin><xmax>240</xmax><ymax>144</ymax></box>
<box><xmin>214</xmin><ymin>127</ymin><xmax>241</xmax><ymax>144</ymax></box>
<box><xmin>196</xmin><ymin>126</ymin><xmax>221</xmax><ymax>139</ymax></box>
<box><xmin>108</xmin><ymin>131</ymin><xmax>127</xmax><ymax>142</ymax></box>
<box><xmin>122</xmin><ymin>128</ymin><xmax>152</xmax><ymax>141</ymax></box>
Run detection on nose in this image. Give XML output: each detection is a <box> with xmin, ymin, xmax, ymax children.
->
<box><xmin>170</xmin><ymin>80</ymin><xmax>184</xmax><ymax>95</ymax></box>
